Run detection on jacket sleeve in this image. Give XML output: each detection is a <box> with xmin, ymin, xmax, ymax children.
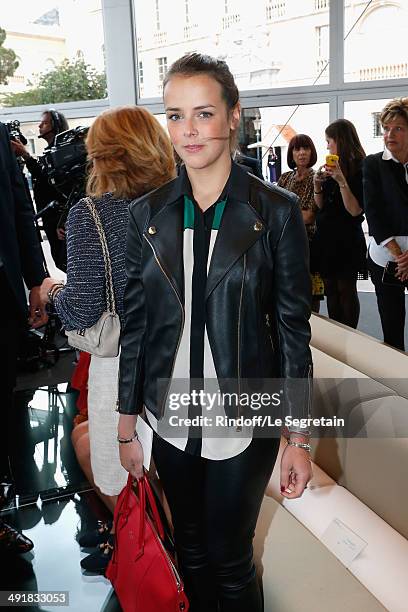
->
<box><xmin>272</xmin><ymin>200</ymin><xmax>313</xmax><ymax>428</ymax></box>
<box><xmin>363</xmin><ymin>155</ymin><xmax>393</xmax><ymax>244</ymax></box>
<box><xmin>53</xmin><ymin>200</ymin><xmax>106</xmax><ymax>330</ymax></box>
<box><xmin>7</xmin><ymin>132</ymin><xmax>47</xmax><ymax>288</ymax></box>
<box><xmin>25</xmin><ymin>155</ymin><xmax>45</xmax><ymax>181</ymax></box>
<box><xmin>118</xmin><ymin>205</ymin><xmax>147</xmax><ymax>415</ymax></box>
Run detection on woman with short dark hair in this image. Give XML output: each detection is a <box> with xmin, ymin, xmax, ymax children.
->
<box><xmin>313</xmin><ymin>119</ymin><xmax>367</xmax><ymax>329</ymax></box>
<box><xmin>278</xmin><ymin>134</ymin><xmax>323</xmax><ymax>311</ymax></box>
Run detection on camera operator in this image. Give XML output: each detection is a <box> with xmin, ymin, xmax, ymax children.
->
<box><xmin>11</xmin><ymin>110</ymin><xmax>69</xmax><ymax>271</ymax></box>
<box><xmin>0</xmin><ymin>121</ymin><xmax>48</xmax><ymax>554</ymax></box>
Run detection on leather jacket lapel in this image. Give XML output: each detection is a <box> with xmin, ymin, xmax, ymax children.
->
<box><xmin>206</xmin><ymin>198</ymin><xmax>266</xmax><ymax>299</ymax></box>
<box><xmin>142</xmin><ymin>162</ymin><xmax>266</xmax><ymax>303</ymax></box>
<box><xmin>143</xmin><ymin>199</ymin><xmax>185</xmax><ymax>304</ymax></box>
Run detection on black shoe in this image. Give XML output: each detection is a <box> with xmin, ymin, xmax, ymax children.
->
<box><xmin>77</xmin><ymin>520</ymin><xmax>112</xmax><ymax>548</ymax></box>
<box><xmin>80</xmin><ymin>535</ymin><xmax>114</xmax><ymax>573</ymax></box>
<box><xmin>0</xmin><ymin>521</ymin><xmax>34</xmax><ymax>554</ymax></box>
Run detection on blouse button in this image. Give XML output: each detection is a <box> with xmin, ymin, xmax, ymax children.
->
<box><xmin>148</xmin><ymin>226</ymin><xmax>157</xmax><ymax>235</ymax></box>
<box><xmin>254</xmin><ymin>221</ymin><xmax>263</xmax><ymax>232</ymax></box>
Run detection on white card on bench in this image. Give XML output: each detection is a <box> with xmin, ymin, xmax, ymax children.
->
<box><xmin>321</xmin><ymin>518</ymin><xmax>367</xmax><ymax>567</ymax></box>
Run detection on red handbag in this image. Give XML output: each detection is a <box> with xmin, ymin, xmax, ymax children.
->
<box><xmin>106</xmin><ymin>475</ymin><xmax>189</xmax><ymax>612</ymax></box>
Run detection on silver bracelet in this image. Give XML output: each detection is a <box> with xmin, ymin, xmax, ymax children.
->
<box><xmin>287</xmin><ymin>440</ymin><xmax>311</xmax><ymax>452</ymax></box>
<box><xmin>52</xmin><ymin>286</ymin><xmax>63</xmax><ymax>302</ymax></box>
<box><xmin>47</xmin><ymin>282</ymin><xmax>64</xmax><ymax>303</ymax></box>
<box><xmin>117</xmin><ymin>431</ymin><xmax>139</xmax><ymax>444</ymax></box>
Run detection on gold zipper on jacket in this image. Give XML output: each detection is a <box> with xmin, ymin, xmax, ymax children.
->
<box><xmin>143</xmin><ymin>234</ymin><xmax>185</xmax><ymax>418</ymax></box>
<box><xmin>236</xmin><ymin>253</ymin><xmax>246</xmax><ymax>431</ymax></box>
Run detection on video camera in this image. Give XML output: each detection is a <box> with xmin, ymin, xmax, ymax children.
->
<box><xmin>39</xmin><ymin>125</ymin><xmax>89</xmax><ymax>202</ymax></box>
<box><xmin>5</xmin><ymin>119</ymin><xmax>28</xmax><ymax>145</ymax></box>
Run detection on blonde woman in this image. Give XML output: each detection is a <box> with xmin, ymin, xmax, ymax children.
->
<box><xmin>364</xmin><ymin>97</ymin><xmax>408</xmax><ymax>350</ymax></box>
<box><xmin>40</xmin><ymin>106</ymin><xmax>176</xmax><ymax>571</ymax></box>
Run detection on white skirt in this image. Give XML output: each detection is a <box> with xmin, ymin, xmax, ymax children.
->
<box><xmin>87</xmin><ymin>354</ymin><xmax>128</xmax><ymax>496</ymax></box>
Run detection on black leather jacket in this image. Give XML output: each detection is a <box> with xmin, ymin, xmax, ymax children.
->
<box><xmin>118</xmin><ymin>162</ymin><xmax>312</xmax><ymax>422</ymax></box>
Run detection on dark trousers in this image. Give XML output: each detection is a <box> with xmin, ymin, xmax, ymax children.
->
<box><xmin>152</xmin><ymin>434</ymin><xmax>280</xmax><ymax>612</ymax></box>
<box><xmin>0</xmin><ymin>270</ymin><xmax>22</xmax><ymax>478</ymax></box>
<box><xmin>367</xmin><ymin>254</ymin><xmax>406</xmax><ymax>351</ymax></box>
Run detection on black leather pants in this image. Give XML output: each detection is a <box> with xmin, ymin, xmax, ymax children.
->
<box><xmin>152</xmin><ymin>434</ymin><xmax>280</xmax><ymax>612</ymax></box>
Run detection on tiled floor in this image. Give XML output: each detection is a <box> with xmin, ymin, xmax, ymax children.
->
<box><xmin>2</xmin><ymin>358</ymin><xmax>121</xmax><ymax>611</ymax></box>
<box><xmin>2</xmin><ymin>496</ymin><xmax>120</xmax><ymax>612</ymax></box>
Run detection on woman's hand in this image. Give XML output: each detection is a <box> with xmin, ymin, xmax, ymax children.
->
<box><xmin>280</xmin><ymin>444</ymin><xmax>312</xmax><ymax>499</ymax></box>
<box><xmin>56</xmin><ymin>227</ymin><xmax>66</xmax><ymax>241</ymax></box>
<box><xmin>326</xmin><ymin>160</ymin><xmax>362</xmax><ymax>216</ymax></box>
<box><xmin>119</xmin><ymin>440</ymin><xmax>144</xmax><ymax>480</ymax></box>
<box><xmin>28</xmin><ymin>286</ymin><xmax>48</xmax><ymax>328</ymax></box>
<box><xmin>11</xmin><ymin>140</ymin><xmax>30</xmax><ymax>160</ymax></box>
<box><xmin>313</xmin><ymin>165</ymin><xmax>329</xmax><ymax>188</ymax></box>
<box><xmin>302</xmin><ymin>209</ymin><xmax>316</xmax><ymax>225</ymax></box>
<box><xmin>39</xmin><ymin>277</ymin><xmax>62</xmax><ymax>305</ymax></box>
<box><xmin>396</xmin><ymin>251</ymin><xmax>408</xmax><ymax>281</ymax></box>
<box><xmin>313</xmin><ymin>166</ymin><xmax>327</xmax><ymax>209</ymax></box>
<box><xmin>325</xmin><ymin>160</ymin><xmax>346</xmax><ymax>186</ymax></box>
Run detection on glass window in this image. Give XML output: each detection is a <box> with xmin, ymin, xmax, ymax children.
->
<box><xmin>266</xmin><ymin>1</ymin><xmax>287</xmax><ymax>20</ymax></box>
<box><xmin>139</xmin><ymin>60</ymin><xmax>144</xmax><ymax>96</ymax></box>
<box><xmin>0</xmin><ymin>0</ymin><xmax>106</xmax><ymax>108</ymax></box>
<box><xmin>238</xmin><ymin>103</ymin><xmax>329</xmax><ymax>181</ymax></box>
<box><xmin>316</xmin><ymin>24</ymin><xmax>329</xmax><ymax>75</ymax></box>
<box><xmin>372</xmin><ymin>112</ymin><xmax>382</xmax><ymax>139</ymax></box>
<box><xmin>344</xmin><ymin>0</ymin><xmax>408</xmax><ymax>83</ymax></box>
<box><xmin>28</xmin><ymin>137</ymin><xmax>36</xmax><ymax>155</ymax></box>
<box><xmin>155</xmin><ymin>0</ymin><xmax>161</xmax><ymax>31</ymax></box>
<box><xmin>133</xmin><ymin>0</ymin><xmax>330</xmax><ymax>100</ymax></box>
<box><xmin>344</xmin><ymin>98</ymin><xmax>392</xmax><ymax>156</ymax></box>
<box><xmin>157</xmin><ymin>56</ymin><xmax>168</xmax><ymax>95</ymax></box>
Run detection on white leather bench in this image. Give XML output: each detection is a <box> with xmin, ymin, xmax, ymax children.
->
<box><xmin>254</xmin><ymin>322</ymin><xmax>408</xmax><ymax>611</ymax></box>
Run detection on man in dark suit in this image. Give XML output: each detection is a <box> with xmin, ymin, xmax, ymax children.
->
<box><xmin>0</xmin><ymin>121</ymin><xmax>48</xmax><ymax>553</ymax></box>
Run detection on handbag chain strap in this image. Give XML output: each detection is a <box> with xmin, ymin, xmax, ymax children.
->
<box><xmin>85</xmin><ymin>197</ymin><xmax>117</xmax><ymax>314</ymax></box>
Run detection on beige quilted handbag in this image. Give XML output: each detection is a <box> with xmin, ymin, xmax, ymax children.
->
<box><xmin>66</xmin><ymin>197</ymin><xmax>120</xmax><ymax>357</ymax></box>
